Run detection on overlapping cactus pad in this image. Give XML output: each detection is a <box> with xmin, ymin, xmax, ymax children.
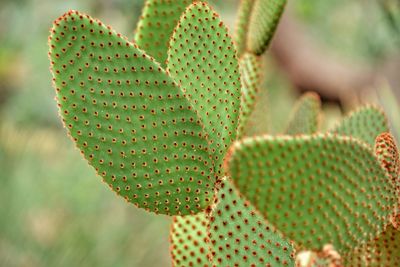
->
<box><xmin>167</xmin><ymin>2</ymin><xmax>242</xmax><ymax>176</ymax></box>
<box><xmin>170</xmin><ymin>213</ymin><xmax>209</xmax><ymax>267</ymax></box>
<box><xmin>208</xmin><ymin>178</ymin><xmax>295</xmax><ymax>266</ymax></box>
<box><xmin>225</xmin><ymin>134</ymin><xmax>397</xmax><ymax>253</ymax></box>
<box><xmin>49</xmin><ymin>10</ymin><xmax>215</xmax><ymax>215</ymax></box>
<box><xmin>134</xmin><ymin>0</ymin><xmax>193</xmax><ymax>65</ymax></box>
<box><xmin>285</xmin><ymin>92</ymin><xmax>321</xmax><ymax>135</ymax></box>
<box><xmin>331</xmin><ymin>105</ymin><xmax>389</xmax><ymax>146</ymax></box>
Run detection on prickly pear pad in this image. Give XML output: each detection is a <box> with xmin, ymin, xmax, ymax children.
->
<box><xmin>49</xmin><ymin>10</ymin><xmax>214</xmax><ymax>215</ymax></box>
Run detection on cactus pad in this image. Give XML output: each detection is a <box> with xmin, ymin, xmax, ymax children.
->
<box><xmin>170</xmin><ymin>213</ymin><xmax>210</xmax><ymax>267</ymax></box>
<box><xmin>49</xmin><ymin>10</ymin><xmax>215</xmax><ymax>215</ymax></box>
<box><xmin>247</xmin><ymin>0</ymin><xmax>287</xmax><ymax>55</ymax></box>
<box><xmin>285</xmin><ymin>92</ymin><xmax>321</xmax><ymax>135</ymax></box>
<box><xmin>167</xmin><ymin>2</ymin><xmax>242</xmax><ymax>176</ymax></box>
<box><xmin>331</xmin><ymin>105</ymin><xmax>389</xmax><ymax>146</ymax></box>
<box><xmin>237</xmin><ymin>53</ymin><xmax>262</xmax><ymax>138</ymax></box>
<box><xmin>375</xmin><ymin>132</ymin><xmax>400</xmax><ymax>226</ymax></box>
<box><xmin>375</xmin><ymin>132</ymin><xmax>400</xmax><ymax>187</ymax></box>
<box><xmin>225</xmin><ymin>134</ymin><xmax>396</xmax><ymax>253</ymax></box>
<box><xmin>344</xmin><ymin>224</ymin><xmax>400</xmax><ymax>266</ymax></box>
<box><xmin>234</xmin><ymin>0</ymin><xmax>255</xmax><ymax>56</ymax></box>
<box><xmin>134</xmin><ymin>0</ymin><xmax>192</xmax><ymax>65</ymax></box>
<box><xmin>208</xmin><ymin>178</ymin><xmax>296</xmax><ymax>266</ymax></box>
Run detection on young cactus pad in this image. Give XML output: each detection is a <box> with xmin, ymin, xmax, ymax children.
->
<box><xmin>225</xmin><ymin>134</ymin><xmax>397</xmax><ymax>253</ymax></box>
<box><xmin>48</xmin><ymin>11</ymin><xmax>216</xmax><ymax>215</ymax></box>
<box><xmin>167</xmin><ymin>2</ymin><xmax>242</xmax><ymax>176</ymax></box>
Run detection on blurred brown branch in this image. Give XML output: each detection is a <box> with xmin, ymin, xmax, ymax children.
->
<box><xmin>270</xmin><ymin>9</ymin><xmax>400</xmax><ymax>103</ymax></box>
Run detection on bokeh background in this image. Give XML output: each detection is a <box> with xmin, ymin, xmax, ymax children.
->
<box><xmin>0</xmin><ymin>0</ymin><xmax>399</xmax><ymax>266</ymax></box>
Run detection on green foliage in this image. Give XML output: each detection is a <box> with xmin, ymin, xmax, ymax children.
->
<box><xmin>134</xmin><ymin>0</ymin><xmax>193</xmax><ymax>66</ymax></box>
<box><xmin>247</xmin><ymin>0</ymin><xmax>287</xmax><ymax>55</ymax></box>
<box><xmin>237</xmin><ymin>53</ymin><xmax>262</xmax><ymax>138</ymax></box>
<box><xmin>0</xmin><ymin>123</ymin><xmax>171</xmax><ymax>267</ymax></box>
<box><xmin>208</xmin><ymin>178</ymin><xmax>295</xmax><ymax>266</ymax></box>
<box><xmin>167</xmin><ymin>2</ymin><xmax>242</xmax><ymax>176</ymax></box>
<box><xmin>225</xmin><ymin>134</ymin><xmax>396</xmax><ymax>253</ymax></box>
<box><xmin>170</xmin><ymin>213</ymin><xmax>209</xmax><ymax>267</ymax></box>
<box><xmin>293</xmin><ymin>0</ymin><xmax>398</xmax><ymax>61</ymax></box>
<box><xmin>285</xmin><ymin>92</ymin><xmax>321</xmax><ymax>135</ymax></box>
<box><xmin>49</xmin><ymin>11</ymin><xmax>214</xmax><ymax>215</ymax></box>
<box><xmin>379</xmin><ymin>0</ymin><xmax>400</xmax><ymax>39</ymax></box>
<box><xmin>330</xmin><ymin>105</ymin><xmax>389</xmax><ymax>146</ymax></box>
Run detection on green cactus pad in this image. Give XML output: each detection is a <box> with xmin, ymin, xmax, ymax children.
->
<box><xmin>170</xmin><ymin>213</ymin><xmax>210</xmax><ymax>267</ymax></box>
<box><xmin>225</xmin><ymin>134</ymin><xmax>396</xmax><ymax>253</ymax></box>
<box><xmin>247</xmin><ymin>0</ymin><xmax>287</xmax><ymax>55</ymax></box>
<box><xmin>49</xmin><ymin>10</ymin><xmax>215</xmax><ymax>215</ymax></box>
<box><xmin>234</xmin><ymin>0</ymin><xmax>255</xmax><ymax>56</ymax></box>
<box><xmin>208</xmin><ymin>178</ymin><xmax>296</xmax><ymax>266</ymax></box>
<box><xmin>375</xmin><ymin>132</ymin><xmax>400</xmax><ymax>225</ymax></box>
<box><xmin>237</xmin><ymin>53</ymin><xmax>262</xmax><ymax>138</ymax></box>
<box><xmin>330</xmin><ymin>105</ymin><xmax>389</xmax><ymax>146</ymax></box>
<box><xmin>167</xmin><ymin>2</ymin><xmax>242</xmax><ymax>176</ymax></box>
<box><xmin>344</xmin><ymin>224</ymin><xmax>400</xmax><ymax>266</ymax></box>
<box><xmin>134</xmin><ymin>0</ymin><xmax>193</xmax><ymax>65</ymax></box>
<box><xmin>285</xmin><ymin>92</ymin><xmax>321</xmax><ymax>135</ymax></box>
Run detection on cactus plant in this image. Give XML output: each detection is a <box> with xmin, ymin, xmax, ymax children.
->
<box><xmin>49</xmin><ymin>1</ymin><xmax>400</xmax><ymax>266</ymax></box>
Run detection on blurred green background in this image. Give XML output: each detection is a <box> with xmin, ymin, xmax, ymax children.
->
<box><xmin>0</xmin><ymin>0</ymin><xmax>399</xmax><ymax>266</ymax></box>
